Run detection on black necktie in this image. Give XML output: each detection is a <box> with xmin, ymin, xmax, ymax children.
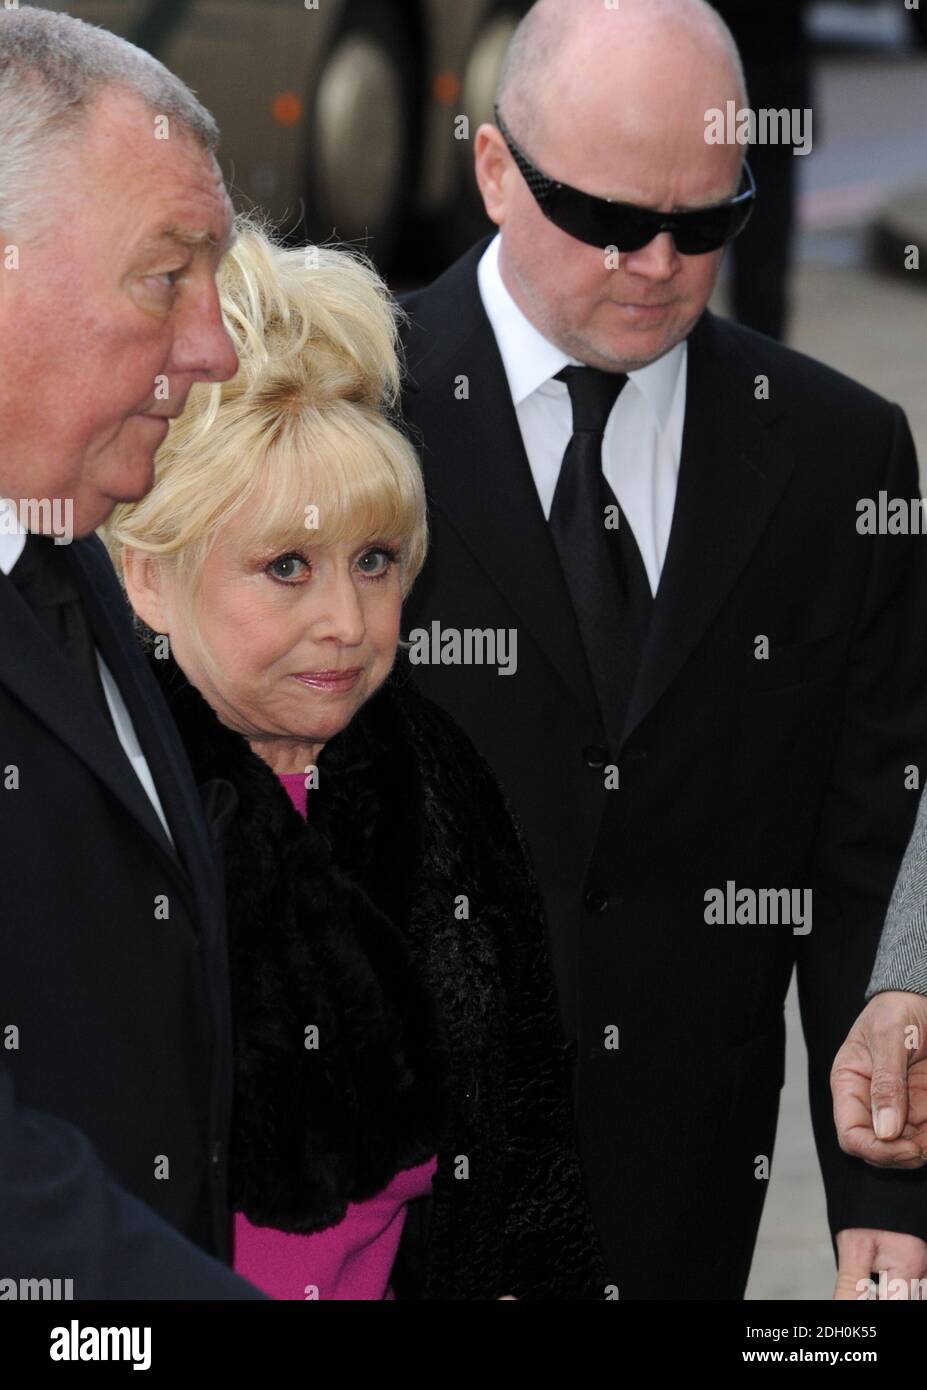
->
<box><xmin>549</xmin><ymin>365</ymin><xmax>652</xmax><ymax>744</ymax></box>
<box><xmin>8</xmin><ymin>532</ymin><xmax>110</xmax><ymax>716</ymax></box>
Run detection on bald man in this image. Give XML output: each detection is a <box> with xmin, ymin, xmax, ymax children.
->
<box><xmin>399</xmin><ymin>0</ymin><xmax>927</xmax><ymax>1299</ymax></box>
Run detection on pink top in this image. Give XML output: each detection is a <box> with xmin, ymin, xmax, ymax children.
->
<box><xmin>233</xmin><ymin>1157</ymin><xmax>437</xmax><ymax>1300</ymax></box>
<box><xmin>231</xmin><ymin>769</ymin><xmax>437</xmax><ymax>1299</ymax></box>
<box><xmin>277</xmin><ymin>770</ymin><xmax>310</xmax><ymax>817</ymax></box>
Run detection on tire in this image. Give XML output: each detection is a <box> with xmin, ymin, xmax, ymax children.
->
<box><xmin>440</xmin><ymin>4</ymin><xmax>528</xmax><ymax>265</ymax></box>
<box><xmin>300</xmin><ymin>0</ymin><xmax>419</xmax><ymax>270</ymax></box>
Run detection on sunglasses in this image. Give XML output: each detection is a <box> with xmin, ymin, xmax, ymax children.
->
<box><xmin>494</xmin><ymin>105</ymin><xmax>756</xmax><ymax>255</ymax></box>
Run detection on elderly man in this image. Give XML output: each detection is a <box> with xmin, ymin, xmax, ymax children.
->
<box><xmin>0</xmin><ymin>8</ymin><xmax>259</xmax><ymax>1296</ymax></box>
<box><xmin>399</xmin><ymin>0</ymin><xmax>927</xmax><ymax>1298</ymax></box>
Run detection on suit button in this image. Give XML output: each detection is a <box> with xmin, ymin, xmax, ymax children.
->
<box><xmin>583</xmin><ymin>744</ymin><xmax>610</xmax><ymax>768</ymax></box>
<box><xmin>584</xmin><ymin>888</ymin><xmax>609</xmax><ymax>913</ymax></box>
<box><xmin>211</xmin><ymin>1141</ymin><xmax>222</xmax><ymax>1170</ymax></box>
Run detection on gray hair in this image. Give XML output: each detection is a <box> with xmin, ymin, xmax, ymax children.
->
<box><xmin>0</xmin><ymin>5</ymin><xmax>220</xmax><ymax>239</ymax></box>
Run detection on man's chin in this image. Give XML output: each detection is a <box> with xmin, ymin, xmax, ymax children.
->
<box><xmin>71</xmin><ymin>496</ymin><xmax>122</xmax><ymax>537</ymax></box>
<box><xmin>591</xmin><ymin>313</ymin><xmax>697</xmax><ymax>373</ymax></box>
<box><xmin>74</xmin><ymin>473</ymin><xmax>155</xmax><ymax>537</ymax></box>
<box><xmin>106</xmin><ymin>456</ymin><xmax>158</xmax><ymax>506</ymax></box>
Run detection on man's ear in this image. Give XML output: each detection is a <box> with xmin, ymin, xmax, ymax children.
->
<box><xmin>474</xmin><ymin>123</ymin><xmax>509</xmax><ymax>227</ymax></box>
<box><xmin>121</xmin><ymin>546</ymin><xmax>170</xmax><ymax>633</ymax></box>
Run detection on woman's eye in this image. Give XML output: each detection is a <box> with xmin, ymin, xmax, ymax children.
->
<box><xmin>356</xmin><ymin>546</ymin><xmax>398</xmax><ymax>580</ymax></box>
<box><xmin>267</xmin><ymin>553</ymin><xmax>308</xmax><ymax>582</ymax></box>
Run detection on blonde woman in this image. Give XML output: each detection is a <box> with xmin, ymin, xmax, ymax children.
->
<box><xmin>104</xmin><ymin>220</ymin><xmax>602</xmax><ymax>1300</ymax></box>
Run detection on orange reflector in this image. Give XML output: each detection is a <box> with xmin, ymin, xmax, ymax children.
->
<box><xmin>272</xmin><ymin>92</ymin><xmax>303</xmax><ymax>127</ymax></box>
<box><xmin>432</xmin><ymin>71</ymin><xmax>460</xmax><ymax>105</ymax></box>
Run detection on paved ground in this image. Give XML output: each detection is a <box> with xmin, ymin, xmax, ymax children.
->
<box><xmin>717</xmin><ymin>46</ymin><xmax>927</xmax><ymax>1303</ymax></box>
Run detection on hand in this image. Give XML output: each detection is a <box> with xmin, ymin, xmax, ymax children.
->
<box><xmin>833</xmin><ymin>1228</ymin><xmax>927</xmax><ymax>1299</ymax></box>
<box><xmin>831</xmin><ymin>991</ymin><xmax>927</xmax><ymax>1167</ymax></box>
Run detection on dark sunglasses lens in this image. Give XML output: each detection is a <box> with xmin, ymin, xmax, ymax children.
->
<box><xmin>544</xmin><ymin>178</ymin><xmax>755</xmax><ymax>254</ymax></box>
<box><xmin>548</xmin><ymin>187</ymin><xmax>663</xmax><ymax>251</ymax></box>
<box><xmin>673</xmin><ymin>217</ymin><xmax>731</xmax><ymax>255</ymax></box>
<box><xmin>673</xmin><ymin>198</ymin><xmax>755</xmax><ymax>255</ymax></box>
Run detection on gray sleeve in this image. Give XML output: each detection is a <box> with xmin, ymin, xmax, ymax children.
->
<box><xmin>867</xmin><ymin>785</ymin><xmax>927</xmax><ymax>998</ymax></box>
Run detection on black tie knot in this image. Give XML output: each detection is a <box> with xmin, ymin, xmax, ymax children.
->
<box><xmin>556</xmin><ymin>365</ymin><xmax>628</xmax><ymax>436</ymax></box>
<box><xmin>10</xmin><ymin>532</ymin><xmax>80</xmax><ymax>607</ymax></box>
<box><xmin>8</xmin><ymin>532</ymin><xmax>109</xmax><ymax>716</ymax></box>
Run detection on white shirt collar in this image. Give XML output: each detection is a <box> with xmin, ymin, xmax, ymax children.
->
<box><xmin>0</xmin><ymin>498</ymin><xmax>27</xmax><ymax>575</ymax></box>
<box><xmin>477</xmin><ymin>232</ymin><xmax>685</xmax><ymax>429</ymax></box>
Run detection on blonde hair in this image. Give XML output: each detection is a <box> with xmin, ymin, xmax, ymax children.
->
<box><xmin>104</xmin><ymin>215</ymin><xmax>427</xmax><ymax>639</ymax></box>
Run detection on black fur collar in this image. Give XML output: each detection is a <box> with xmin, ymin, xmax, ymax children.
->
<box><xmin>147</xmin><ymin>648</ymin><xmax>448</xmax><ymax>1233</ymax></box>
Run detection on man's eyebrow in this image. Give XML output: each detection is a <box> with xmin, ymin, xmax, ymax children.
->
<box><xmin>600</xmin><ymin>188</ymin><xmax>737</xmax><ymax>213</ymax></box>
<box><xmin>137</xmin><ymin>222</ymin><xmax>239</xmax><ymax>258</ymax></box>
<box><xmin>671</xmin><ymin>189</ymin><xmax>739</xmax><ymax>213</ymax></box>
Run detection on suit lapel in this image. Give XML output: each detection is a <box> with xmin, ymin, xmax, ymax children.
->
<box><xmin>402</xmin><ymin>241</ymin><xmax>603</xmax><ymax>730</ymax></box>
<box><xmin>622</xmin><ymin>311</ymin><xmax>791</xmax><ymax>744</ymax></box>
<box><xmin>68</xmin><ymin>537</ymin><xmax>220</xmax><ymax>921</ymax></box>
<box><xmin>0</xmin><ymin>552</ymin><xmax>181</xmax><ymax>871</ymax></box>
<box><xmin>403</xmin><ymin>250</ymin><xmax>795</xmax><ymax>752</ymax></box>
<box><xmin>0</xmin><ymin>532</ymin><xmax>220</xmax><ymax>932</ymax></box>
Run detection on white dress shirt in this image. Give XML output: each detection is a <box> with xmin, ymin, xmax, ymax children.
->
<box><xmin>477</xmin><ymin>234</ymin><xmax>687</xmax><ymax>596</ymax></box>
<box><xmin>0</xmin><ymin>502</ymin><xmax>173</xmax><ymax>844</ymax></box>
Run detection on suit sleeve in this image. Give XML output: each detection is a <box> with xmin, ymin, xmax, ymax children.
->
<box><xmin>0</xmin><ymin>1068</ymin><xmax>265</xmax><ymax>1299</ymax></box>
<box><xmin>797</xmin><ymin>403</ymin><xmax>927</xmax><ymax>1240</ymax></box>
<box><xmin>866</xmin><ymin>784</ymin><xmax>927</xmax><ymax>998</ymax></box>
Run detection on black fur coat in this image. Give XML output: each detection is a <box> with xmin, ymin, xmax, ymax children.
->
<box><xmin>148</xmin><ymin>650</ymin><xmax>604</xmax><ymax>1299</ymax></box>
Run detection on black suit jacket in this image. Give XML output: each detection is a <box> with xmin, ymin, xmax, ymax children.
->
<box><xmin>0</xmin><ymin>533</ymin><xmax>260</xmax><ymax>1297</ymax></box>
<box><xmin>398</xmin><ymin>238</ymin><xmax>927</xmax><ymax>1298</ymax></box>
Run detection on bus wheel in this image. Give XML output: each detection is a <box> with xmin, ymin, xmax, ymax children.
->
<box><xmin>302</xmin><ymin>0</ymin><xmax>418</xmax><ymax>269</ymax></box>
<box><xmin>442</xmin><ymin>4</ymin><xmax>527</xmax><ymax>262</ymax></box>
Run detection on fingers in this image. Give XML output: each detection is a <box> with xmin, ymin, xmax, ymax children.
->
<box><xmin>830</xmin><ymin>1041</ymin><xmax>921</xmax><ymax>1162</ymax></box>
<box><xmin>834</xmin><ymin>1230</ymin><xmax>927</xmax><ymax>1299</ymax></box>
<box><xmin>833</xmin><ymin>1234</ymin><xmax>873</xmax><ymax>1302</ymax></box>
<box><xmin>863</xmin><ymin>1143</ymin><xmax>927</xmax><ymax>1170</ymax></box>
<box><xmin>832</xmin><ymin>1039</ymin><xmax>874</xmax><ymax>1157</ymax></box>
<box><xmin>832</xmin><ymin>994</ymin><xmax>927</xmax><ymax>1162</ymax></box>
<box><xmin>867</xmin><ymin>1012</ymin><xmax>916</xmax><ymax>1141</ymax></box>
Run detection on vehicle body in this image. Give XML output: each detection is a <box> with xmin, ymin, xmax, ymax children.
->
<box><xmin>34</xmin><ymin>0</ymin><xmax>531</xmax><ymax>268</ymax></box>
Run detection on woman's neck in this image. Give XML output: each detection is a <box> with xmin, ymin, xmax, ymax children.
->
<box><xmin>248</xmin><ymin>736</ymin><xmax>324</xmax><ymax>775</ymax></box>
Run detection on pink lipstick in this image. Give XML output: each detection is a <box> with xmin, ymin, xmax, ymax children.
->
<box><xmin>292</xmin><ymin>668</ymin><xmax>362</xmax><ymax>692</ymax></box>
